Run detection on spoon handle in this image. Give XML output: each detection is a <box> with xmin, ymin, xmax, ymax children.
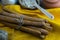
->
<box><xmin>33</xmin><ymin>0</ymin><xmax>54</xmax><ymax>19</ymax></box>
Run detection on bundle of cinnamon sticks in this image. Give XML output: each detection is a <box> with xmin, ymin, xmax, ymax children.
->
<box><xmin>0</xmin><ymin>8</ymin><xmax>53</xmax><ymax>39</ymax></box>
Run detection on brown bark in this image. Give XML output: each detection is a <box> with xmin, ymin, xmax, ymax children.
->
<box><xmin>25</xmin><ymin>26</ymin><xmax>49</xmax><ymax>35</ymax></box>
<box><xmin>0</xmin><ymin>21</ymin><xmax>46</xmax><ymax>38</ymax></box>
<box><xmin>0</xmin><ymin>15</ymin><xmax>52</xmax><ymax>30</ymax></box>
<box><xmin>2</xmin><ymin>9</ymin><xmax>48</xmax><ymax>22</ymax></box>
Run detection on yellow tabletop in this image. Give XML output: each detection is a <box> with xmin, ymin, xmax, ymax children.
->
<box><xmin>0</xmin><ymin>5</ymin><xmax>60</xmax><ymax>40</ymax></box>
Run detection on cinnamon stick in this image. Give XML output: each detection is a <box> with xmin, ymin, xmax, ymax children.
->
<box><xmin>0</xmin><ymin>15</ymin><xmax>52</xmax><ymax>30</ymax></box>
<box><xmin>2</xmin><ymin>9</ymin><xmax>48</xmax><ymax>22</ymax></box>
<box><xmin>0</xmin><ymin>21</ymin><xmax>46</xmax><ymax>38</ymax></box>
<box><xmin>25</xmin><ymin>26</ymin><xmax>49</xmax><ymax>35</ymax></box>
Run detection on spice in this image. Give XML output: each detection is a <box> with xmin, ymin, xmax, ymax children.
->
<box><xmin>0</xmin><ymin>15</ymin><xmax>52</xmax><ymax>30</ymax></box>
<box><xmin>2</xmin><ymin>10</ymin><xmax>48</xmax><ymax>22</ymax></box>
<box><xmin>0</xmin><ymin>21</ymin><xmax>46</xmax><ymax>39</ymax></box>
